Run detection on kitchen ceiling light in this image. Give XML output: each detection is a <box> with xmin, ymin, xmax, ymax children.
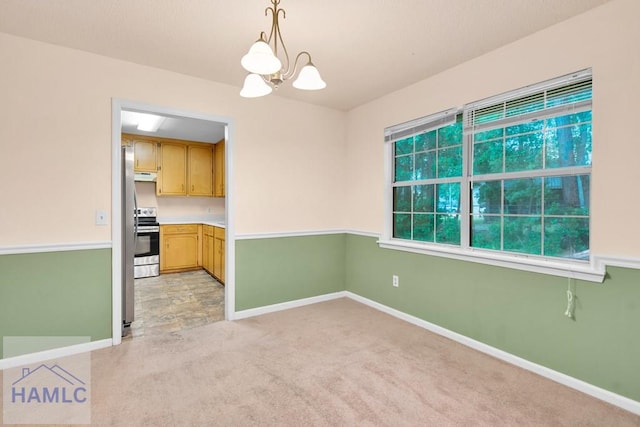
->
<box><xmin>240</xmin><ymin>0</ymin><xmax>326</xmax><ymax>98</ymax></box>
<box><xmin>136</xmin><ymin>113</ymin><xmax>165</xmax><ymax>132</ymax></box>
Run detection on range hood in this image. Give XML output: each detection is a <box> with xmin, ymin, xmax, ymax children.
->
<box><xmin>134</xmin><ymin>172</ymin><xmax>157</xmax><ymax>182</ymax></box>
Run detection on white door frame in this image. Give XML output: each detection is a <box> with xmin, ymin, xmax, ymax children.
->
<box><xmin>110</xmin><ymin>99</ymin><xmax>236</xmax><ymax>345</ymax></box>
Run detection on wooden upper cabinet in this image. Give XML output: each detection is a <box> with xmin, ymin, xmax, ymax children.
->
<box><xmin>157</xmin><ymin>142</ymin><xmax>187</xmax><ymax>196</ymax></box>
<box><xmin>214</xmin><ymin>140</ymin><xmax>225</xmax><ymax>197</ymax></box>
<box><xmin>121</xmin><ymin>134</ymin><xmax>158</xmax><ymax>172</ymax></box>
<box><xmin>142</xmin><ymin>136</ymin><xmax>217</xmax><ymax>198</ymax></box>
<box><xmin>133</xmin><ymin>139</ymin><xmax>158</xmax><ymax>172</ymax></box>
<box><xmin>188</xmin><ymin>145</ymin><xmax>213</xmax><ymax>196</ymax></box>
<box><xmin>121</xmin><ymin>135</ymin><xmax>132</xmax><ymax>147</ymax></box>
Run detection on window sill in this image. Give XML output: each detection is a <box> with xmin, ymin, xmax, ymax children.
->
<box><xmin>377</xmin><ymin>239</ymin><xmax>605</xmax><ymax>283</ymax></box>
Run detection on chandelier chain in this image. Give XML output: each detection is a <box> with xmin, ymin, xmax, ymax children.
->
<box><xmin>265</xmin><ymin>0</ymin><xmax>291</xmax><ymax>80</ymax></box>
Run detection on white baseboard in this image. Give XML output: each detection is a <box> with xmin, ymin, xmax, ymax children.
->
<box><xmin>344</xmin><ymin>291</ymin><xmax>640</xmax><ymax>416</ymax></box>
<box><xmin>233</xmin><ymin>291</ymin><xmax>348</xmax><ymax>320</ymax></box>
<box><xmin>0</xmin><ymin>339</ymin><xmax>112</xmax><ymax>370</ymax></box>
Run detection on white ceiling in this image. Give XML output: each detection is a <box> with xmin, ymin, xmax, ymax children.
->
<box><xmin>121</xmin><ymin>110</ymin><xmax>225</xmax><ymax>143</ymax></box>
<box><xmin>0</xmin><ymin>0</ymin><xmax>610</xmax><ymax>111</ymax></box>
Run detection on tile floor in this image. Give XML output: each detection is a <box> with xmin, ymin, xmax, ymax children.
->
<box><xmin>125</xmin><ymin>269</ymin><xmax>225</xmax><ymax>339</ymax></box>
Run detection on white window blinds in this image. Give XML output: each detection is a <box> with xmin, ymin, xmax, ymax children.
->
<box><xmin>464</xmin><ymin>69</ymin><xmax>592</xmax><ymax>133</ymax></box>
<box><xmin>385</xmin><ymin>107</ymin><xmax>460</xmax><ymax>143</ymax></box>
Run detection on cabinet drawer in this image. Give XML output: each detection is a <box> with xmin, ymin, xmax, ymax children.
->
<box><xmin>162</xmin><ymin>224</ymin><xmax>198</xmax><ymax>235</ymax></box>
<box><xmin>203</xmin><ymin>225</ymin><xmax>214</xmax><ymax>237</ymax></box>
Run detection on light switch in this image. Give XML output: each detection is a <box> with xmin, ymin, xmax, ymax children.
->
<box><xmin>95</xmin><ymin>210</ymin><xmax>109</xmax><ymax>225</ymax></box>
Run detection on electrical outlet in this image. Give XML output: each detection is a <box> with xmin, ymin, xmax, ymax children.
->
<box><xmin>95</xmin><ymin>210</ymin><xmax>108</xmax><ymax>225</ymax></box>
<box><xmin>392</xmin><ymin>275</ymin><xmax>399</xmax><ymax>287</ymax></box>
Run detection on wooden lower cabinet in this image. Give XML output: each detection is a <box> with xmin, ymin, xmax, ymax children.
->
<box><xmin>213</xmin><ymin>227</ymin><xmax>225</xmax><ymax>284</ymax></box>
<box><xmin>162</xmin><ymin>223</ymin><xmax>224</xmax><ymax>282</ymax></box>
<box><xmin>202</xmin><ymin>225</ymin><xmax>215</xmax><ymax>275</ymax></box>
<box><xmin>201</xmin><ymin>225</ymin><xmax>225</xmax><ymax>284</ymax></box>
<box><xmin>160</xmin><ymin>224</ymin><xmax>200</xmax><ymax>273</ymax></box>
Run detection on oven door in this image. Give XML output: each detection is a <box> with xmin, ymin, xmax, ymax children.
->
<box><xmin>135</xmin><ymin>226</ymin><xmax>159</xmax><ymax>260</ymax></box>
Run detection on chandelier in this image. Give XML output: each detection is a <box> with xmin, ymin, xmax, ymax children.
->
<box><xmin>240</xmin><ymin>0</ymin><xmax>326</xmax><ymax>98</ymax></box>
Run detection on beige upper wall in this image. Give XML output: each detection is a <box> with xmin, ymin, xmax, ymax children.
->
<box><xmin>0</xmin><ymin>32</ymin><xmax>346</xmax><ymax>245</ymax></box>
<box><xmin>2</xmin><ymin>0</ymin><xmax>638</xmax><ymax>256</ymax></box>
<box><xmin>345</xmin><ymin>0</ymin><xmax>640</xmax><ymax>258</ymax></box>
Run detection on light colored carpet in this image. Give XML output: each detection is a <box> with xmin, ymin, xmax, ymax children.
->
<box><xmin>5</xmin><ymin>298</ymin><xmax>640</xmax><ymax>425</ymax></box>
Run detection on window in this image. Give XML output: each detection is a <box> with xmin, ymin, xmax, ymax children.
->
<box><xmin>385</xmin><ymin>70</ymin><xmax>593</xmax><ymax>269</ymax></box>
<box><xmin>392</xmin><ymin>113</ymin><xmax>463</xmax><ymax>245</ymax></box>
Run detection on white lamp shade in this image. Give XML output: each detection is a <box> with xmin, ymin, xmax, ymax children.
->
<box><xmin>241</xmin><ymin>40</ymin><xmax>282</xmax><ymax>75</ymax></box>
<box><xmin>293</xmin><ymin>64</ymin><xmax>326</xmax><ymax>90</ymax></box>
<box><xmin>240</xmin><ymin>74</ymin><xmax>273</xmax><ymax>98</ymax></box>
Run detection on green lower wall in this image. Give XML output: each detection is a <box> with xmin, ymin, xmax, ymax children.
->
<box><xmin>235</xmin><ymin>234</ymin><xmax>346</xmax><ymax>311</ymax></box>
<box><xmin>0</xmin><ymin>249</ymin><xmax>112</xmax><ymax>359</ymax></box>
<box><xmin>3</xmin><ymin>235</ymin><xmax>638</xmax><ymax>403</ymax></box>
<box><xmin>345</xmin><ymin>234</ymin><xmax>640</xmax><ymax>402</ymax></box>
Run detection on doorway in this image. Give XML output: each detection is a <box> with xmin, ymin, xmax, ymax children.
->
<box><xmin>111</xmin><ymin>99</ymin><xmax>235</xmax><ymax>345</ymax></box>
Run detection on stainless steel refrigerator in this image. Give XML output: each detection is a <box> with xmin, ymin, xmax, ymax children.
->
<box><xmin>121</xmin><ymin>145</ymin><xmax>136</xmax><ymax>335</ymax></box>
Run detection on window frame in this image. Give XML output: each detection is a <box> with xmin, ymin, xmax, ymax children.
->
<box><xmin>380</xmin><ymin>70</ymin><xmax>604</xmax><ymax>282</ymax></box>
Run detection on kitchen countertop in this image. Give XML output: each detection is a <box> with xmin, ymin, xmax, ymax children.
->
<box><xmin>158</xmin><ymin>216</ymin><xmax>225</xmax><ymax>229</ymax></box>
<box><xmin>201</xmin><ymin>221</ymin><xmax>226</xmax><ymax>229</ymax></box>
